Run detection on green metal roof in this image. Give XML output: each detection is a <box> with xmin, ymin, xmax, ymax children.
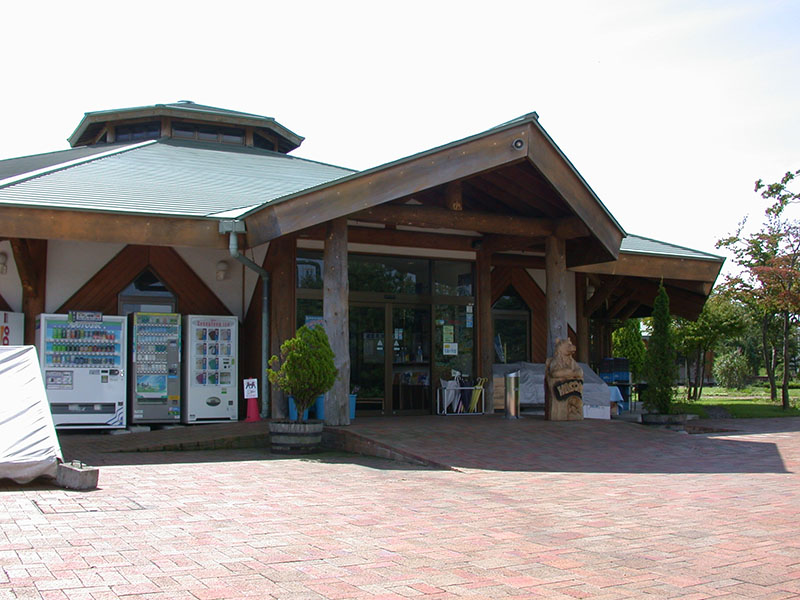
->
<box><xmin>0</xmin><ymin>144</ymin><xmax>132</xmax><ymax>180</ymax></box>
<box><xmin>0</xmin><ymin>139</ymin><xmax>355</xmax><ymax>219</ymax></box>
<box><xmin>621</xmin><ymin>234</ymin><xmax>724</xmax><ymax>262</ymax></box>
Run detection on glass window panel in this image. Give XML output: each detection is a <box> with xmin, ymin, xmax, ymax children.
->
<box><xmin>349</xmin><ymin>255</ymin><xmax>429</xmax><ymax>295</ymax></box>
<box><xmin>297</xmin><ymin>252</ymin><xmax>324</xmax><ymax>289</ymax></box>
<box><xmin>433</xmin><ymin>260</ymin><xmax>472</xmax><ymax>296</ymax></box>
<box><xmin>494</xmin><ymin>317</ymin><xmax>529</xmax><ymax>363</ymax></box>
<box><xmin>221</xmin><ymin>128</ymin><xmax>244</xmax><ymax>144</ymax></box>
<box><xmin>173</xmin><ymin>123</ymin><xmax>194</xmax><ymax>138</ymax></box>
<box><xmin>296</xmin><ymin>298</ymin><xmax>323</xmax><ymax>330</ymax></box>
<box><xmin>433</xmin><ymin>304</ymin><xmax>474</xmax><ymax>386</ymax></box>
<box><xmin>197</xmin><ymin>127</ymin><xmax>218</xmax><ymax>141</ymax></box>
<box><xmin>493</xmin><ymin>286</ymin><xmax>527</xmax><ymax>310</ymax></box>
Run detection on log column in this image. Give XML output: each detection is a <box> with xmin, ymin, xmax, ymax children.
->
<box><xmin>575</xmin><ymin>273</ymin><xmax>590</xmax><ymax>364</ymax></box>
<box><xmin>323</xmin><ymin>218</ymin><xmax>350</xmax><ymax>426</ymax></box>
<box><xmin>475</xmin><ymin>246</ymin><xmax>494</xmax><ymax>407</ymax></box>
<box><xmin>545</xmin><ymin>235</ymin><xmax>567</xmax><ymax>358</ymax></box>
<box><xmin>269</xmin><ymin>236</ymin><xmax>296</xmax><ymax>420</ymax></box>
<box><xmin>10</xmin><ymin>239</ymin><xmax>47</xmax><ymax>345</ymax></box>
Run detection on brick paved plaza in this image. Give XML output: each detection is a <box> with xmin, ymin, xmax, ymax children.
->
<box><xmin>2</xmin><ymin>416</ymin><xmax>800</xmax><ymax>599</ymax></box>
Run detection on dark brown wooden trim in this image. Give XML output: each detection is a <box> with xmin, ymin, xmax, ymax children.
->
<box><xmin>0</xmin><ymin>206</ymin><xmax>226</xmax><ymax>249</ymax></box>
<box><xmin>476</xmin><ymin>247</ymin><xmax>493</xmax><ymax>397</ymax></box>
<box><xmin>445</xmin><ymin>182</ymin><xmax>463</xmax><ymax>211</ymax></box>
<box><xmin>352</xmin><ymin>205</ymin><xmax>588</xmax><ymax>240</ymax></box>
<box><xmin>298</xmin><ymin>224</ymin><xmax>478</xmax><ymax>252</ymax></box>
<box><xmin>0</xmin><ymin>292</ymin><xmax>11</xmax><ymax>313</ymax></box>
<box><xmin>57</xmin><ymin>245</ymin><xmax>231</xmax><ymax>317</ymax></box>
<box><xmin>10</xmin><ymin>239</ymin><xmax>47</xmax><ymax>344</ymax></box>
<box><xmin>585</xmin><ymin>276</ymin><xmax>623</xmax><ymax>316</ymax></box>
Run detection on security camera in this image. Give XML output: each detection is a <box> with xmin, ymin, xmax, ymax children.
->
<box><xmin>512</xmin><ymin>138</ymin><xmax>525</xmax><ymax>150</ymax></box>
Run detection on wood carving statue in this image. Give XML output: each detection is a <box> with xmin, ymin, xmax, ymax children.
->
<box><xmin>544</xmin><ymin>338</ymin><xmax>584</xmax><ymax>421</ymax></box>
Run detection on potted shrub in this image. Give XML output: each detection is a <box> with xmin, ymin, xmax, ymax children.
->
<box><xmin>267</xmin><ymin>325</ymin><xmax>337</xmax><ymax>453</ymax></box>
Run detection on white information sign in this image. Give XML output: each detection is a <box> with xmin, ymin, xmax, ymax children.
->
<box><xmin>243</xmin><ymin>378</ymin><xmax>259</xmax><ymax>399</ymax></box>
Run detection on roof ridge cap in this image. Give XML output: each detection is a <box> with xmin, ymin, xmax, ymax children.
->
<box><xmin>0</xmin><ymin>140</ymin><xmax>157</xmax><ymax>191</ymax></box>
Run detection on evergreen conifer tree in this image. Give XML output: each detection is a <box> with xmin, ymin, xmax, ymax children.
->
<box><xmin>643</xmin><ymin>284</ymin><xmax>676</xmax><ymax>414</ymax></box>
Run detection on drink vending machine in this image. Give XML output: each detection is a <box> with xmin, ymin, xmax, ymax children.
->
<box><xmin>182</xmin><ymin>315</ymin><xmax>238</xmax><ymax>423</ymax></box>
<box><xmin>35</xmin><ymin>312</ymin><xmax>127</xmax><ymax>428</ymax></box>
<box><xmin>129</xmin><ymin>312</ymin><xmax>181</xmax><ymax>424</ymax></box>
<box><xmin>1</xmin><ymin>311</ymin><xmax>24</xmax><ymax>346</ymax></box>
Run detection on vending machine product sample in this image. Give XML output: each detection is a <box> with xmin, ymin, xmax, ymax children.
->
<box><xmin>35</xmin><ymin>312</ymin><xmax>127</xmax><ymax>428</ymax></box>
<box><xmin>129</xmin><ymin>312</ymin><xmax>181</xmax><ymax>424</ymax></box>
<box><xmin>182</xmin><ymin>315</ymin><xmax>238</xmax><ymax>423</ymax></box>
<box><xmin>1</xmin><ymin>311</ymin><xmax>24</xmax><ymax>346</ymax></box>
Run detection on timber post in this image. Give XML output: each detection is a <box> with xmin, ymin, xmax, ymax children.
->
<box><xmin>575</xmin><ymin>273</ymin><xmax>590</xmax><ymax>364</ymax></box>
<box><xmin>323</xmin><ymin>217</ymin><xmax>350</xmax><ymax>426</ymax></box>
<box><xmin>545</xmin><ymin>235</ymin><xmax>567</xmax><ymax>359</ymax></box>
<box><xmin>475</xmin><ymin>245</ymin><xmax>494</xmax><ymax>408</ymax></box>
<box><xmin>10</xmin><ymin>238</ymin><xmax>47</xmax><ymax>345</ymax></box>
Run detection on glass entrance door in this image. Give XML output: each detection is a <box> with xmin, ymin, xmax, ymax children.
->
<box><xmin>391</xmin><ymin>306</ymin><xmax>431</xmax><ymax>414</ymax></box>
<box><xmin>349</xmin><ymin>305</ymin><xmax>386</xmax><ymax>415</ymax></box>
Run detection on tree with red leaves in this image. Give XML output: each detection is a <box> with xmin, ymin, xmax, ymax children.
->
<box><xmin>718</xmin><ymin>171</ymin><xmax>800</xmax><ymax>409</ymax></box>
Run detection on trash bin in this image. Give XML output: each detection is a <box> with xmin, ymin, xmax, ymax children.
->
<box><xmin>504</xmin><ymin>371</ymin><xmax>520</xmax><ymax>419</ymax></box>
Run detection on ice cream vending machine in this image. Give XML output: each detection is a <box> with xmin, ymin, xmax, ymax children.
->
<box><xmin>1</xmin><ymin>311</ymin><xmax>24</xmax><ymax>346</ymax></box>
<box><xmin>182</xmin><ymin>315</ymin><xmax>238</xmax><ymax>423</ymax></box>
<box><xmin>35</xmin><ymin>312</ymin><xmax>127</xmax><ymax>429</ymax></box>
<box><xmin>129</xmin><ymin>312</ymin><xmax>181</xmax><ymax>424</ymax></box>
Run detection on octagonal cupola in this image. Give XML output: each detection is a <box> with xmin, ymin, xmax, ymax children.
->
<box><xmin>67</xmin><ymin>100</ymin><xmax>304</xmax><ymax>153</ymax></box>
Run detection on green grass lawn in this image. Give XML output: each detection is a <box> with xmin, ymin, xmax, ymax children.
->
<box><xmin>674</xmin><ymin>385</ymin><xmax>800</xmax><ymax>418</ymax></box>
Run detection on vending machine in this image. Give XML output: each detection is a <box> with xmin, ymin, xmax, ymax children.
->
<box><xmin>129</xmin><ymin>312</ymin><xmax>181</xmax><ymax>424</ymax></box>
<box><xmin>35</xmin><ymin>312</ymin><xmax>127</xmax><ymax>429</ymax></box>
<box><xmin>1</xmin><ymin>311</ymin><xmax>24</xmax><ymax>346</ymax></box>
<box><xmin>182</xmin><ymin>315</ymin><xmax>238</xmax><ymax>423</ymax></box>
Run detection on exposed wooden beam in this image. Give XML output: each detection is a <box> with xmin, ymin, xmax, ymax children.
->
<box><xmin>10</xmin><ymin>239</ymin><xmax>46</xmax><ymax>344</ymax></box>
<box><xmin>573</xmin><ymin>253</ymin><xmax>723</xmax><ymax>284</ymax></box>
<box><xmin>0</xmin><ymin>206</ymin><xmax>227</xmax><ymax>248</ymax></box>
<box><xmin>491</xmin><ymin>253</ymin><xmax>545</xmax><ymax>269</ymax></box>
<box><xmin>607</xmin><ymin>291</ymin><xmax>635</xmax><ymax>319</ymax></box>
<box><xmin>475</xmin><ymin>246</ymin><xmax>494</xmax><ymax>403</ymax></box>
<box><xmin>0</xmin><ymin>291</ymin><xmax>12</xmax><ymax>313</ymax></box>
<box><xmin>575</xmin><ymin>273</ymin><xmax>589</xmax><ymax>363</ymax></box>
<box><xmin>619</xmin><ymin>302</ymin><xmax>641</xmax><ymax>321</ymax></box>
<box><xmin>245</xmin><ymin>124</ymin><xmax>532</xmax><ymax>245</ymax></box>
<box><xmin>445</xmin><ymin>182</ymin><xmax>463</xmax><ymax>211</ymax></box>
<box><xmin>526</xmin><ymin>124</ymin><xmax>623</xmax><ymax>259</ymax></box>
<box><xmin>480</xmin><ymin>235</ymin><xmax>539</xmax><ymax>254</ymax></box>
<box><xmin>352</xmin><ymin>205</ymin><xmax>588</xmax><ymax>240</ymax></box>
<box><xmin>299</xmin><ymin>224</ymin><xmax>478</xmax><ymax>252</ymax></box>
<box><xmin>585</xmin><ymin>276</ymin><xmax>623</xmax><ymax>316</ymax></box>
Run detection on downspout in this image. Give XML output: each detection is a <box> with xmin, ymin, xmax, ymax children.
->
<box><xmin>219</xmin><ymin>220</ymin><xmax>270</xmax><ymax>418</ymax></box>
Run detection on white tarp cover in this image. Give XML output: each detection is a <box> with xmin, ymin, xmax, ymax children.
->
<box><xmin>0</xmin><ymin>346</ymin><xmax>62</xmax><ymax>483</ymax></box>
<box><xmin>493</xmin><ymin>362</ymin><xmax>611</xmax><ymax>408</ymax></box>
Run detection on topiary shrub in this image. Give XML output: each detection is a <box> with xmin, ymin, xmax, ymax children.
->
<box><xmin>268</xmin><ymin>325</ymin><xmax>338</xmax><ymax>422</ymax></box>
<box><xmin>643</xmin><ymin>283</ymin><xmax>677</xmax><ymax>414</ymax></box>
<box><xmin>713</xmin><ymin>350</ymin><xmax>750</xmax><ymax>389</ymax></box>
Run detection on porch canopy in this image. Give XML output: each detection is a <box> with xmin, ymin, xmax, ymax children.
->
<box><xmin>0</xmin><ymin>108</ymin><xmax>723</xmax><ymax>421</ymax></box>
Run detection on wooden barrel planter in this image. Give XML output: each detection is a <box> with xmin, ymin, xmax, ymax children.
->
<box><xmin>268</xmin><ymin>420</ymin><xmax>324</xmax><ymax>454</ymax></box>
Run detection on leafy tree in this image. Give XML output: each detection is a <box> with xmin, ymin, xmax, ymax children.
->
<box><xmin>643</xmin><ymin>283</ymin><xmax>676</xmax><ymax>414</ymax></box>
<box><xmin>268</xmin><ymin>325</ymin><xmax>338</xmax><ymax>421</ymax></box>
<box><xmin>718</xmin><ymin>170</ymin><xmax>800</xmax><ymax>409</ymax></box>
<box><xmin>713</xmin><ymin>349</ymin><xmax>750</xmax><ymax>389</ymax></box>
<box><xmin>611</xmin><ymin>319</ymin><xmax>646</xmax><ymax>381</ymax></box>
<box><xmin>673</xmin><ymin>291</ymin><xmax>746</xmax><ymax>400</ymax></box>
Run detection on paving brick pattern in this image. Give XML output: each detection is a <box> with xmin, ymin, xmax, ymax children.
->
<box><xmin>2</xmin><ymin>416</ymin><xmax>800</xmax><ymax>599</ymax></box>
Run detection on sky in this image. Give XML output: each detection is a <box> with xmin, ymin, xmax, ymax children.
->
<box><xmin>1</xmin><ymin>0</ymin><xmax>799</xmax><ymax>276</ymax></box>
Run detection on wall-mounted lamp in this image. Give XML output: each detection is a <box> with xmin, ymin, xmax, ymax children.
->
<box><xmin>0</xmin><ymin>252</ymin><xmax>7</xmax><ymax>275</ymax></box>
<box><xmin>216</xmin><ymin>260</ymin><xmax>229</xmax><ymax>281</ymax></box>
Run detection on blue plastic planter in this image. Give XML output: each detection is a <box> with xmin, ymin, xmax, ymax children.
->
<box><xmin>287</xmin><ymin>396</ymin><xmax>309</xmax><ymax>421</ymax></box>
<box><xmin>313</xmin><ymin>394</ymin><xmax>357</xmax><ymax>420</ymax></box>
